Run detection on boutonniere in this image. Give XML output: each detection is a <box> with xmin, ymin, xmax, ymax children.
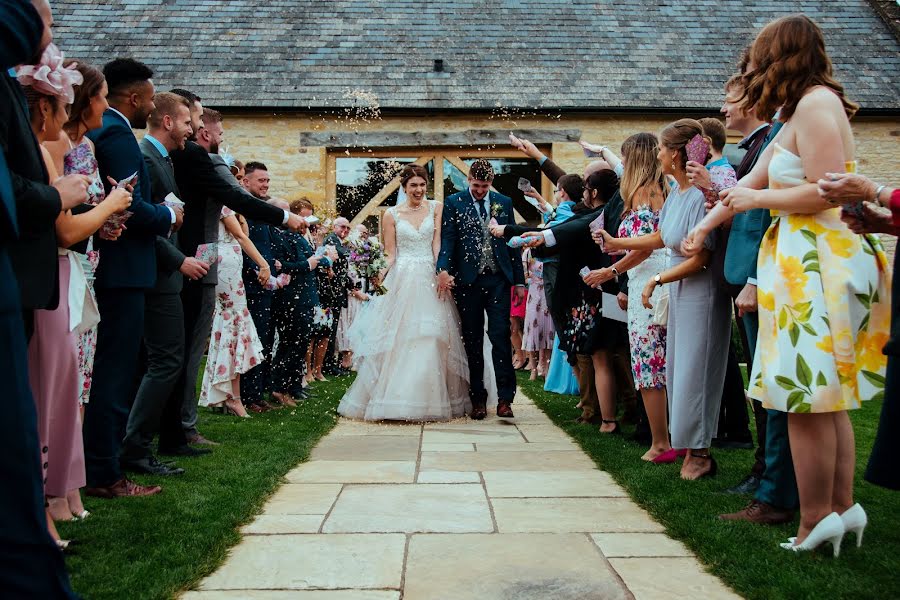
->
<box><xmin>490</xmin><ymin>202</ymin><xmax>505</xmax><ymax>218</ymax></box>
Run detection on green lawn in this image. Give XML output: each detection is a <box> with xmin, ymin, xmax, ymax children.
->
<box><xmin>518</xmin><ymin>371</ymin><xmax>900</xmax><ymax>600</ymax></box>
<box><xmin>58</xmin><ymin>377</ymin><xmax>351</xmax><ymax>600</ymax></box>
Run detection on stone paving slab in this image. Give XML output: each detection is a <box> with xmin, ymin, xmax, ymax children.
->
<box><xmin>483</xmin><ymin>470</ymin><xmax>627</xmax><ymax>498</ymax></box>
<box><xmin>404</xmin><ymin>533</ymin><xmax>628</xmax><ymax>600</ymax></box>
<box><xmin>310</xmin><ymin>435</ymin><xmax>420</xmax><ymax>461</ymax></box>
<box><xmin>493</xmin><ymin>498</ymin><xmax>665</xmax><ymax>533</ymax></box>
<box><xmin>191</xmin><ymin>388</ymin><xmax>739</xmax><ymax>599</ymax></box>
<box><xmin>323</xmin><ymin>484</ymin><xmax>494</xmax><ymax>533</ymax></box>
<box><xmin>198</xmin><ymin>534</ymin><xmax>405</xmax><ymax>591</ymax></box>
<box><xmin>183</xmin><ymin>592</ymin><xmax>400</xmax><ymax>600</ymax></box>
<box><xmin>609</xmin><ymin>557</ymin><xmax>743</xmax><ymax>599</ymax></box>
<box><xmin>286</xmin><ymin>461</ymin><xmax>415</xmax><ymax>483</ymax></box>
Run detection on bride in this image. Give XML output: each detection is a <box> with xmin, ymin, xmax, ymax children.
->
<box><xmin>338</xmin><ymin>164</ymin><xmax>492</xmax><ymax>421</ymax></box>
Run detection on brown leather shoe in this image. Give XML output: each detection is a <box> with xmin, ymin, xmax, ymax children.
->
<box><xmin>497</xmin><ymin>401</ymin><xmax>514</xmax><ymax>418</ymax></box>
<box><xmin>247</xmin><ymin>403</ymin><xmax>269</xmax><ymax>414</ymax></box>
<box><xmin>470</xmin><ymin>403</ymin><xmax>487</xmax><ymax>420</ymax></box>
<box><xmin>718</xmin><ymin>500</ymin><xmax>794</xmax><ymax>525</ymax></box>
<box><xmin>85</xmin><ymin>478</ymin><xmax>162</xmax><ymax>499</ymax></box>
<box><xmin>186</xmin><ymin>433</ymin><xmax>219</xmax><ymax>446</ymax></box>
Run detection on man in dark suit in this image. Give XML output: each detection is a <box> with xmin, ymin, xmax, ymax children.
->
<box><xmin>321</xmin><ymin>217</ymin><xmax>352</xmax><ymax>376</ymax></box>
<box><xmin>0</xmin><ymin>1</ymin><xmax>77</xmax><ymax>595</ymax></box>
<box><xmin>160</xmin><ymin>95</ymin><xmax>307</xmax><ymax>454</ymax></box>
<box><xmin>436</xmin><ymin>159</ymin><xmax>525</xmax><ymax>419</ymax></box>
<box><xmin>240</xmin><ymin>160</ymin><xmax>278</xmax><ymax>411</ymax></box>
<box><xmin>121</xmin><ymin>92</ymin><xmax>205</xmax><ymax>476</ymax></box>
<box><xmin>270</xmin><ymin>210</ymin><xmax>322</xmax><ymax>402</ymax></box>
<box><xmin>83</xmin><ymin>58</ymin><xmax>182</xmax><ymax>499</ymax></box>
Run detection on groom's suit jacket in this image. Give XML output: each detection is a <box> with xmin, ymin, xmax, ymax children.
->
<box><xmin>436</xmin><ymin>190</ymin><xmax>525</xmax><ymax>287</ymax></box>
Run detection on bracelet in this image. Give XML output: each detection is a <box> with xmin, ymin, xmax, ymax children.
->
<box><xmin>611</xmin><ymin>266</ymin><xmax>620</xmax><ymax>278</ymax></box>
<box><xmin>873</xmin><ymin>184</ymin><xmax>886</xmax><ymax>206</ymax></box>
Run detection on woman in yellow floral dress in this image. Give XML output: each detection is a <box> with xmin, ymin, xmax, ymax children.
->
<box><xmin>682</xmin><ymin>14</ymin><xmax>890</xmax><ymax>556</ymax></box>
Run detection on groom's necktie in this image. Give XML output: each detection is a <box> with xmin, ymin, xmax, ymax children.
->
<box><xmin>476</xmin><ymin>197</ymin><xmax>487</xmax><ymax>221</ymax></box>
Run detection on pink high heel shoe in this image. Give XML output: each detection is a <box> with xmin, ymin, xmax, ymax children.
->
<box><xmin>651</xmin><ymin>448</ymin><xmax>688</xmax><ymax>464</ymax></box>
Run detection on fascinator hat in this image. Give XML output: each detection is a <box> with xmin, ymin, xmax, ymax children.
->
<box><xmin>16</xmin><ymin>43</ymin><xmax>83</xmax><ymax>104</ymax></box>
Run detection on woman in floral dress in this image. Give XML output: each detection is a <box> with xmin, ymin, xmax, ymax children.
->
<box><xmin>521</xmin><ymin>248</ymin><xmax>554</xmax><ymax>379</ymax></box>
<box><xmin>199</xmin><ymin>207</ymin><xmax>271</xmax><ymax>417</ymax></box>
<box><xmin>587</xmin><ymin>133</ymin><xmax>672</xmax><ymax>462</ymax></box>
<box><xmin>683</xmin><ymin>15</ymin><xmax>890</xmax><ymax>553</ymax></box>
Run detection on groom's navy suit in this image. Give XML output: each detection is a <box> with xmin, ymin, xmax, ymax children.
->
<box><xmin>437</xmin><ymin>189</ymin><xmax>525</xmax><ymax>405</ymax></box>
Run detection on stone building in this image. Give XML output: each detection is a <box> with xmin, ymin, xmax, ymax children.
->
<box><xmin>55</xmin><ymin>1</ymin><xmax>899</xmax><ymax>243</ymax></box>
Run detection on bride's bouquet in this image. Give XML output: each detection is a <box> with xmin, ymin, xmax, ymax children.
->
<box><xmin>348</xmin><ymin>236</ymin><xmax>388</xmax><ymax>295</ymax></box>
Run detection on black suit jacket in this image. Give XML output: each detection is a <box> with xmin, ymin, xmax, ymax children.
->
<box><xmin>140</xmin><ymin>137</ymin><xmax>186</xmax><ymax>295</ymax></box>
<box><xmin>0</xmin><ymin>69</ymin><xmax>62</xmax><ymax>310</ymax></box>
<box><xmin>87</xmin><ymin>110</ymin><xmax>173</xmax><ymax>290</ymax></box>
<box><xmin>319</xmin><ymin>232</ymin><xmax>352</xmax><ymax>309</ymax></box>
<box><xmin>243</xmin><ymin>218</ymin><xmax>276</xmax><ymax>297</ymax></box>
<box><xmin>272</xmin><ymin>230</ymin><xmax>320</xmax><ymax>311</ymax></box>
<box><xmin>171</xmin><ymin>141</ymin><xmax>285</xmax><ymax>284</ymax></box>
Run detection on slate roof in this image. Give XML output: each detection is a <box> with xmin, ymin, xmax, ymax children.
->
<box><xmin>52</xmin><ymin>0</ymin><xmax>900</xmax><ymax>112</ymax></box>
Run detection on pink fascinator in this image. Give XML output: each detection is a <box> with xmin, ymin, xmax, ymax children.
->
<box><xmin>16</xmin><ymin>43</ymin><xmax>83</xmax><ymax>104</ymax></box>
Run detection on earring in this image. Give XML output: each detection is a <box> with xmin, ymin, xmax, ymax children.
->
<box><xmin>671</xmin><ymin>160</ymin><xmax>676</xmax><ymax>171</ymax></box>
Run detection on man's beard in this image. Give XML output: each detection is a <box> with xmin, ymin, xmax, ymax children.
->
<box><xmin>209</xmin><ymin>141</ymin><xmax>219</xmax><ymax>154</ymax></box>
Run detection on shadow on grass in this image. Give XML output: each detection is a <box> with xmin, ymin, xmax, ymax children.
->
<box><xmin>59</xmin><ymin>376</ymin><xmax>352</xmax><ymax>600</ymax></box>
<box><xmin>518</xmin><ymin>372</ymin><xmax>900</xmax><ymax>600</ymax></box>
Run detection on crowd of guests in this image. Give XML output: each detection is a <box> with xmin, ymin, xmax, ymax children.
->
<box><xmin>499</xmin><ymin>13</ymin><xmax>897</xmax><ymax>559</ymax></box>
<box><xmin>0</xmin><ymin>1</ymin><xmax>371</xmax><ymax>595</ymax></box>
<box><xmin>1</xmin><ymin>2</ymin><xmax>897</xmax><ymax>596</ymax></box>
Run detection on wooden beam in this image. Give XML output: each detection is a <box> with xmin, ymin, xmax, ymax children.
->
<box><xmin>300</xmin><ymin>129</ymin><xmax>581</xmax><ymax>149</ymax></box>
<box><xmin>324</xmin><ymin>153</ymin><xmax>336</xmax><ymax>211</ymax></box>
<box><xmin>350</xmin><ymin>156</ymin><xmax>432</xmax><ymax>226</ymax></box>
<box><xmin>433</xmin><ymin>156</ymin><xmax>444</xmax><ymax>202</ymax></box>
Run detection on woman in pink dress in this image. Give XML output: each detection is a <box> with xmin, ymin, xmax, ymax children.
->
<box><xmin>21</xmin><ymin>46</ymin><xmax>132</xmax><ymax>548</ymax></box>
<box><xmin>199</xmin><ymin>207</ymin><xmax>270</xmax><ymax>417</ymax></box>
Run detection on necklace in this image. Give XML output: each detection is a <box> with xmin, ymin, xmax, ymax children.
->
<box><xmin>406</xmin><ymin>200</ymin><xmax>426</xmax><ymax>211</ymax></box>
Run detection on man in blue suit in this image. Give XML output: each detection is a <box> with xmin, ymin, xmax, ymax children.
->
<box><xmin>84</xmin><ymin>58</ymin><xmax>183</xmax><ymax>499</ymax></box>
<box><xmin>0</xmin><ymin>0</ymin><xmax>76</xmax><ymax>596</ymax></box>
<box><xmin>436</xmin><ymin>159</ymin><xmax>526</xmax><ymax>419</ymax></box>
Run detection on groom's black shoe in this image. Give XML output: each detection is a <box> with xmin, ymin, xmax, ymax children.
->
<box><xmin>470</xmin><ymin>403</ymin><xmax>487</xmax><ymax>421</ymax></box>
<box><xmin>497</xmin><ymin>401</ymin><xmax>514</xmax><ymax>419</ymax></box>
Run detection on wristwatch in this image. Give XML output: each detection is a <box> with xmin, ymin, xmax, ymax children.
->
<box><xmin>611</xmin><ymin>266</ymin><xmax>620</xmax><ymax>278</ymax></box>
<box><xmin>654</xmin><ymin>274</ymin><xmax>662</xmax><ymax>286</ymax></box>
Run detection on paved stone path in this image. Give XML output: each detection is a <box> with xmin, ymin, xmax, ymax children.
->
<box><xmin>185</xmin><ymin>391</ymin><xmax>740</xmax><ymax>599</ymax></box>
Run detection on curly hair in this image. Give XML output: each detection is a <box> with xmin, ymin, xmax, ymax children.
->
<box><xmin>741</xmin><ymin>14</ymin><xmax>857</xmax><ymax>122</ymax></box>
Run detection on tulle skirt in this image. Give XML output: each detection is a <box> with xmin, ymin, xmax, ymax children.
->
<box><xmin>338</xmin><ymin>259</ymin><xmax>473</xmax><ymax>421</ymax></box>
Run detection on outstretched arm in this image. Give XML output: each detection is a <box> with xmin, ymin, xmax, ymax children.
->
<box><xmin>224</xmin><ymin>213</ymin><xmax>270</xmax><ymax>285</ymax></box>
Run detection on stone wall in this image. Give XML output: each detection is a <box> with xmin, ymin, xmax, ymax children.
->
<box><xmin>220</xmin><ymin>111</ymin><xmax>899</xmax><ymax>256</ymax></box>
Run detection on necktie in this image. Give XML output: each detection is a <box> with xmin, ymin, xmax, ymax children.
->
<box><xmin>477</xmin><ymin>198</ymin><xmax>487</xmax><ymax>221</ymax></box>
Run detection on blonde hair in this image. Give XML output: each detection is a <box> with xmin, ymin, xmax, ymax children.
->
<box><xmin>620</xmin><ymin>133</ymin><xmax>666</xmax><ymax>211</ymax></box>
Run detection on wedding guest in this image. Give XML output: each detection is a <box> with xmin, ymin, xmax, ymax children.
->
<box><xmin>586</xmin><ymin>133</ymin><xmax>672</xmax><ymax>461</ymax></box>
<box><xmin>0</xmin><ymin>1</ymin><xmax>78</xmax><ymax>594</ymax></box>
<box><xmin>495</xmin><ymin>169</ymin><xmax>628</xmax><ymax>433</ymax></box>
<box><xmin>694</xmin><ymin>117</ymin><xmax>753</xmax><ymax>451</ymax></box>
<box><xmin>41</xmin><ymin>57</ymin><xmax>113</xmax><ymax>520</ymax></box>
<box><xmin>199</xmin><ymin>206</ymin><xmax>270</xmax><ymax>417</ymax></box>
<box><xmin>230</xmin><ymin>158</ymin><xmax>245</xmax><ymax>181</ymax></box>
<box><xmin>684</xmin><ymin>16</ymin><xmax>890</xmax><ymax>551</ymax></box>
<box><xmin>603</xmin><ymin>119</ymin><xmax>731</xmax><ymax>479</ymax></box>
<box><xmin>21</xmin><ymin>43</ymin><xmax>133</xmax><ymax>547</ymax></box>
<box><xmin>286</xmin><ymin>197</ymin><xmax>319</xmax><ymax>395</ymax></box>
<box><xmin>121</xmin><ymin>92</ymin><xmax>201</xmax><ymax>476</ymax></box>
<box><xmin>521</xmin><ymin>248</ymin><xmax>553</xmax><ymax>379</ymax></box>
<box><xmin>818</xmin><ymin>174</ymin><xmax>898</xmax><ymax>492</ymax></box>
<box><xmin>510</xmin><ymin>258</ymin><xmax>529</xmax><ymax>370</ymax></box>
<box><xmin>270</xmin><ymin>202</ymin><xmax>322</xmax><ymax>404</ymax></box>
<box><xmin>321</xmin><ymin>216</ymin><xmax>353</xmax><ymax>376</ymax></box>
<box><xmin>337</xmin><ymin>218</ymin><xmax>370</xmax><ymax>370</ymax></box>
<box><xmin>82</xmin><ymin>57</ymin><xmax>180</xmax><ymax>499</ymax></box>
<box><xmin>240</xmin><ymin>160</ymin><xmax>279</xmax><ymax>411</ymax></box>
<box><xmin>163</xmin><ymin>95</ymin><xmax>303</xmax><ymax>454</ymax></box>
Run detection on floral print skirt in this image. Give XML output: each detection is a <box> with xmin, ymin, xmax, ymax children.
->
<box><xmin>749</xmin><ymin>210</ymin><xmax>891</xmax><ymax>413</ymax></box>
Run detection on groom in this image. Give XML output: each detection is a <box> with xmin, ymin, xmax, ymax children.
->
<box><xmin>437</xmin><ymin>159</ymin><xmax>526</xmax><ymax>419</ymax></box>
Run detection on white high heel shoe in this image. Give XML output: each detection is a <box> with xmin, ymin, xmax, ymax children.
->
<box><xmin>840</xmin><ymin>503</ymin><xmax>867</xmax><ymax>548</ymax></box>
<box><xmin>780</xmin><ymin>512</ymin><xmax>845</xmax><ymax>557</ymax></box>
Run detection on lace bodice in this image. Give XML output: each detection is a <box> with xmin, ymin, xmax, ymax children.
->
<box><xmin>390</xmin><ymin>200</ymin><xmax>436</xmax><ymax>267</ymax></box>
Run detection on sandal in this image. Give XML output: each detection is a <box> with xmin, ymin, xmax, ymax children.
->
<box><xmin>686</xmin><ymin>453</ymin><xmax>718</xmax><ymax>479</ymax></box>
<box><xmin>600</xmin><ymin>419</ymin><xmax>621</xmax><ymax>435</ymax></box>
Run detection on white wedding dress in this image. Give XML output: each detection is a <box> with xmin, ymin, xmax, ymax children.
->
<box><xmin>338</xmin><ymin>200</ymin><xmax>495</xmax><ymax>421</ymax></box>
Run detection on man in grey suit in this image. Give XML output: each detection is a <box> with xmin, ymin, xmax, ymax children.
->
<box><xmin>121</xmin><ymin>92</ymin><xmax>208</xmax><ymax>475</ymax></box>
